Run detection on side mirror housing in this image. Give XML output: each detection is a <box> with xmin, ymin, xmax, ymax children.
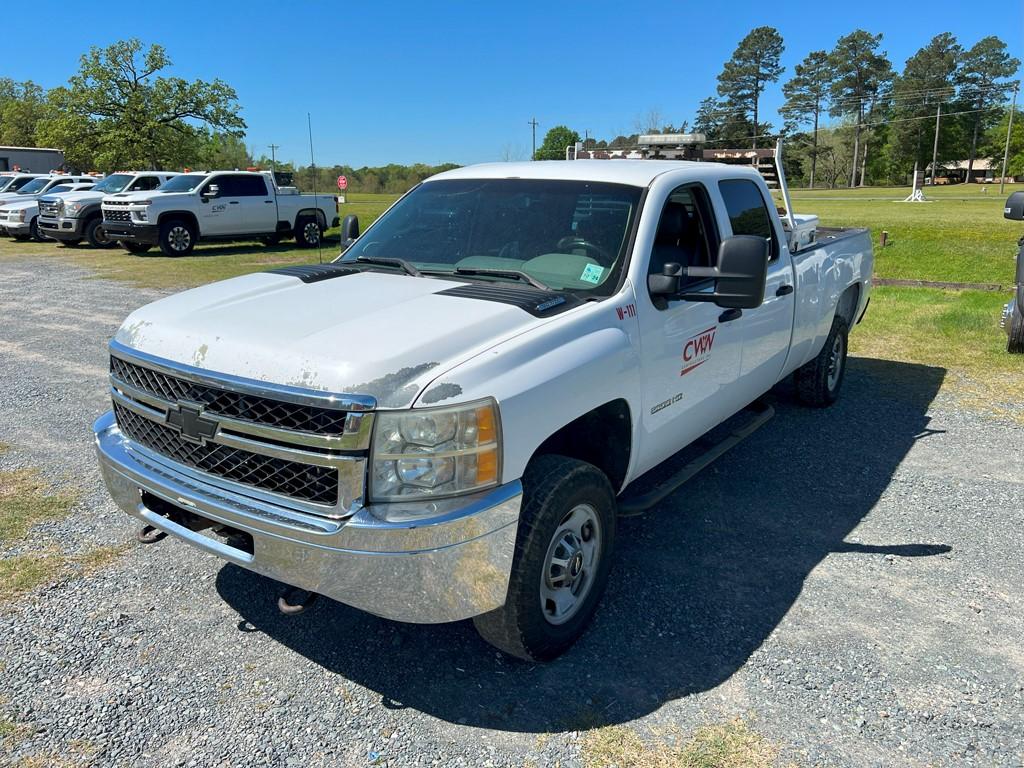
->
<box><xmin>341</xmin><ymin>214</ymin><xmax>360</xmax><ymax>245</ymax></box>
<box><xmin>1004</xmin><ymin>191</ymin><xmax>1024</xmax><ymax>220</ymax></box>
<box><xmin>647</xmin><ymin>262</ymin><xmax>681</xmax><ymax>296</ymax></box>
<box><xmin>202</xmin><ymin>183</ymin><xmax>219</xmax><ymax>199</ymax></box>
<box><xmin>678</xmin><ymin>236</ymin><xmax>769</xmax><ymax>309</ymax></box>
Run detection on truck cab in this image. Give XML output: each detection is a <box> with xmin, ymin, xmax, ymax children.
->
<box><xmin>94</xmin><ymin>157</ymin><xmax>872</xmax><ymax>660</ymax></box>
<box><xmin>38</xmin><ymin>171</ymin><xmax>178</xmax><ymax>247</ymax></box>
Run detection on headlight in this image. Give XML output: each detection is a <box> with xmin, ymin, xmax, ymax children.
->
<box><xmin>64</xmin><ymin>201</ymin><xmax>83</xmax><ymax>217</ymax></box>
<box><xmin>370</xmin><ymin>399</ymin><xmax>501</xmax><ymax>501</ymax></box>
<box><xmin>15</xmin><ymin>210</ymin><xmax>25</xmax><ymax>222</ymax></box>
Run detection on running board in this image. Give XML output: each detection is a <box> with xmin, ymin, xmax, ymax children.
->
<box><xmin>617</xmin><ymin>401</ymin><xmax>775</xmax><ymax>517</ymax></box>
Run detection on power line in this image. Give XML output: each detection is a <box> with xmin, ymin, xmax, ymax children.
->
<box><xmin>527</xmin><ymin>118</ymin><xmax>539</xmax><ymax>161</ymax></box>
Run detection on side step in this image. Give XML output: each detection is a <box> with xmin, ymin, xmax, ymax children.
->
<box><xmin>617</xmin><ymin>401</ymin><xmax>775</xmax><ymax>517</ymax></box>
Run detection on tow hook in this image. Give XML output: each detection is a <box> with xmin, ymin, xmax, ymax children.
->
<box><xmin>277</xmin><ymin>587</ymin><xmax>319</xmax><ymax>616</ymax></box>
<box><xmin>136</xmin><ymin>524</ymin><xmax>167</xmax><ymax>544</ymax></box>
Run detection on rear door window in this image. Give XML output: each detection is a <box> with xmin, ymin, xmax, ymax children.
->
<box><xmin>718</xmin><ymin>179</ymin><xmax>778</xmax><ymax>259</ymax></box>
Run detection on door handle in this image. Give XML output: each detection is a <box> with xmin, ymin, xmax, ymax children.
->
<box><xmin>776</xmin><ymin>284</ymin><xmax>794</xmax><ymax>296</ymax></box>
<box><xmin>718</xmin><ymin>308</ymin><xmax>742</xmax><ymax>322</ymax></box>
<box><xmin>229</xmin><ymin>201</ymin><xmax>240</xmax><ymax>205</ymax></box>
<box><xmin>264</xmin><ymin>200</ymin><xmax>274</xmax><ymax>204</ymax></box>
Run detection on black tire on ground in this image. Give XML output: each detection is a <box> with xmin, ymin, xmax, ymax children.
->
<box><xmin>158</xmin><ymin>219</ymin><xmax>196</xmax><ymax>257</ymax></box>
<box><xmin>58</xmin><ymin>238</ymin><xmax>83</xmax><ymax>247</ymax></box>
<box><xmin>472</xmin><ymin>455</ymin><xmax>617</xmax><ymax>661</ymax></box>
<box><xmin>84</xmin><ymin>217</ymin><xmax>115</xmax><ymax>248</ymax></box>
<box><xmin>29</xmin><ymin>217</ymin><xmax>43</xmax><ymax>242</ymax></box>
<box><xmin>294</xmin><ymin>216</ymin><xmax>322</xmax><ymax>248</ymax></box>
<box><xmin>260</xmin><ymin>234</ymin><xmax>283</xmax><ymax>246</ymax></box>
<box><xmin>121</xmin><ymin>241</ymin><xmax>152</xmax><ymax>255</ymax></box>
<box><xmin>1008</xmin><ymin>307</ymin><xmax>1024</xmax><ymax>354</ymax></box>
<box><xmin>12</xmin><ymin>234</ymin><xmax>30</xmax><ymax>241</ymax></box>
<box><xmin>794</xmin><ymin>315</ymin><xmax>849</xmax><ymax>407</ymax></box>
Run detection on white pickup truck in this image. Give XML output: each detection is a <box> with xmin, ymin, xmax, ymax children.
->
<box><xmin>0</xmin><ymin>179</ymin><xmax>96</xmax><ymax>240</ymax></box>
<box><xmin>94</xmin><ymin>156</ymin><xmax>873</xmax><ymax>660</ymax></box>
<box><xmin>101</xmin><ymin>170</ymin><xmax>339</xmax><ymax>256</ymax></box>
<box><xmin>38</xmin><ymin>171</ymin><xmax>179</xmax><ymax>248</ymax></box>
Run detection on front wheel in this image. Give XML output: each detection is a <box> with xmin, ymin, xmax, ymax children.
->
<box><xmin>473</xmin><ymin>455</ymin><xmax>616</xmax><ymax>661</ymax></box>
<box><xmin>84</xmin><ymin>217</ymin><xmax>115</xmax><ymax>248</ymax></box>
<box><xmin>294</xmin><ymin>216</ymin><xmax>322</xmax><ymax>248</ymax></box>
<box><xmin>794</xmin><ymin>315</ymin><xmax>849</xmax><ymax>407</ymax></box>
<box><xmin>29</xmin><ymin>217</ymin><xmax>43</xmax><ymax>242</ymax></box>
<box><xmin>121</xmin><ymin>241</ymin><xmax>152</xmax><ymax>255</ymax></box>
<box><xmin>159</xmin><ymin>219</ymin><xmax>196</xmax><ymax>257</ymax></box>
<box><xmin>1009</xmin><ymin>306</ymin><xmax>1024</xmax><ymax>354</ymax></box>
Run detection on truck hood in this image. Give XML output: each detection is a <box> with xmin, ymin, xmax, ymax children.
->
<box><xmin>115</xmin><ymin>269</ymin><xmax>558</xmax><ymax>408</ymax></box>
<box><xmin>0</xmin><ymin>198</ymin><xmax>37</xmax><ymax>211</ymax></box>
<box><xmin>113</xmin><ymin>190</ymin><xmax>191</xmax><ymax>204</ymax></box>
<box><xmin>0</xmin><ymin>193</ymin><xmax>39</xmax><ymax>206</ymax></box>
<box><xmin>47</xmin><ymin>189</ymin><xmax>102</xmax><ymax>204</ymax></box>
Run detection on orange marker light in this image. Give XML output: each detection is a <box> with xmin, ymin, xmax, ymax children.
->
<box><xmin>476</xmin><ymin>448</ymin><xmax>498</xmax><ymax>485</ymax></box>
<box><xmin>475</xmin><ymin>406</ymin><xmax>496</xmax><ymax>444</ymax></box>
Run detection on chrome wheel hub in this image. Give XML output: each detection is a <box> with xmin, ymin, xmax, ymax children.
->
<box><xmin>304</xmin><ymin>222</ymin><xmax>320</xmax><ymax>243</ymax></box>
<box><xmin>169</xmin><ymin>226</ymin><xmax>191</xmax><ymax>251</ymax></box>
<box><xmin>827</xmin><ymin>334</ymin><xmax>844</xmax><ymax>390</ymax></box>
<box><xmin>540</xmin><ymin>503</ymin><xmax>600</xmax><ymax>625</ymax></box>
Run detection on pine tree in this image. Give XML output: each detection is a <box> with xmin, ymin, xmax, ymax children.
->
<box><xmin>780</xmin><ymin>51</ymin><xmax>832</xmax><ymax>188</ymax></box>
<box><xmin>716</xmin><ymin>26</ymin><xmax>785</xmax><ymax>149</ymax></box>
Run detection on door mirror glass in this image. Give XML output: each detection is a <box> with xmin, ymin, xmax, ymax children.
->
<box><xmin>341</xmin><ymin>214</ymin><xmax>360</xmax><ymax>244</ymax></box>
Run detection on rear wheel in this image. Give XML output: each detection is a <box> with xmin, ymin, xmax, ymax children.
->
<box><xmin>473</xmin><ymin>455</ymin><xmax>616</xmax><ymax>661</ymax></box>
<box><xmin>260</xmin><ymin>233</ymin><xmax>282</xmax><ymax>246</ymax></box>
<box><xmin>158</xmin><ymin>219</ymin><xmax>196</xmax><ymax>257</ymax></box>
<box><xmin>84</xmin><ymin>217</ymin><xmax>115</xmax><ymax>248</ymax></box>
<box><xmin>58</xmin><ymin>238</ymin><xmax>83</xmax><ymax>247</ymax></box>
<box><xmin>294</xmin><ymin>216</ymin><xmax>322</xmax><ymax>248</ymax></box>
<box><xmin>1009</xmin><ymin>306</ymin><xmax>1024</xmax><ymax>354</ymax></box>
<box><xmin>121</xmin><ymin>241</ymin><xmax>152</xmax><ymax>255</ymax></box>
<box><xmin>794</xmin><ymin>315</ymin><xmax>849</xmax><ymax>407</ymax></box>
<box><xmin>29</xmin><ymin>217</ymin><xmax>43</xmax><ymax>242</ymax></box>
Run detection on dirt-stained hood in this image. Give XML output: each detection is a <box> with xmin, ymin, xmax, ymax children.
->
<box><xmin>114</xmin><ymin>268</ymin><xmax>555</xmax><ymax>408</ymax></box>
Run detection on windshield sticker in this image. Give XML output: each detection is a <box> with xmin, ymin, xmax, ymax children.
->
<box><xmin>580</xmin><ymin>263</ymin><xmax>605</xmax><ymax>284</ymax></box>
<box><xmin>681</xmin><ymin>326</ymin><xmax>716</xmax><ymax>376</ymax></box>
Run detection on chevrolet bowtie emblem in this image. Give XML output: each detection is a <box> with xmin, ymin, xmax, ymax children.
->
<box><xmin>165</xmin><ymin>403</ymin><xmax>219</xmax><ymax>445</ymax></box>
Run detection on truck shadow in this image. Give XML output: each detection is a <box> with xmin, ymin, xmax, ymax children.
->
<box><xmin>216</xmin><ymin>357</ymin><xmax>949</xmax><ymax>733</ymax></box>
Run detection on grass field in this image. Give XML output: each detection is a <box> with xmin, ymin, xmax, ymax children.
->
<box><xmin>0</xmin><ymin>182</ymin><xmax>1020</xmax><ymax>412</ymax></box>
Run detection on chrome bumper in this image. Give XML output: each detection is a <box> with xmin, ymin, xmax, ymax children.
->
<box><xmin>1001</xmin><ymin>297</ymin><xmax>1017</xmax><ymax>337</ymax></box>
<box><xmin>94</xmin><ymin>411</ymin><xmax>522</xmax><ymax>623</ymax></box>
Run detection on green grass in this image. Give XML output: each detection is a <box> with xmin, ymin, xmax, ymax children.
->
<box><xmin>786</xmin><ymin>183</ymin><xmax>1024</xmax><ymax>285</ymax></box>
<box><xmin>0</xmin><ymin>468</ymin><xmax>77</xmax><ymax>545</ymax></box>
<box><xmin>0</xmin><ymin>192</ymin><xmax>399</xmax><ymax>290</ymax></box>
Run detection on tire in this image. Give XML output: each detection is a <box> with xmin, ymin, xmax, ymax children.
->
<box><xmin>294</xmin><ymin>216</ymin><xmax>322</xmax><ymax>248</ymax></box>
<box><xmin>121</xmin><ymin>242</ymin><xmax>152</xmax><ymax>255</ymax></box>
<box><xmin>260</xmin><ymin>234</ymin><xmax>282</xmax><ymax>246</ymax></box>
<box><xmin>84</xmin><ymin>217</ymin><xmax>115</xmax><ymax>248</ymax></box>
<box><xmin>158</xmin><ymin>219</ymin><xmax>196</xmax><ymax>257</ymax></box>
<box><xmin>12</xmin><ymin>234</ymin><xmax>29</xmax><ymax>241</ymax></box>
<box><xmin>1009</xmin><ymin>307</ymin><xmax>1024</xmax><ymax>354</ymax></box>
<box><xmin>473</xmin><ymin>455</ymin><xmax>617</xmax><ymax>661</ymax></box>
<box><xmin>58</xmin><ymin>238</ymin><xmax>83</xmax><ymax>247</ymax></box>
<box><xmin>29</xmin><ymin>217</ymin><xmax>43</xmax><ymax>242</ymax></box>
<box><xmin>795</xmin><ymin>315</ymin><xmax>849</xmax><ymax>407</ymax></box>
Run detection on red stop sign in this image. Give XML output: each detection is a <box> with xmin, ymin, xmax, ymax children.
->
<box><xmin>337</xmin><ymin>175</ymin><xmax>348</xmax><ymax>190</ymax></box>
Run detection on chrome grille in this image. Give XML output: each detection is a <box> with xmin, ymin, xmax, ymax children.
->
<box><xmin>39</xmin><ymin>200</ymin><xmax>61</xmax><ymax>217</ymax></box>
<box><xmin>113</xmin><ymin>403</ymin><xmax>339</xmax><ymax>505</ymax></box>
<box><xmin>103</xmin><ymin>209</ymin><xmax>131</xmax><ymax>222</ymax></box>
<box><xmin>110</xmin><ymin>356</ymin><xmax>346</xmax><ymax>435</ymax></box>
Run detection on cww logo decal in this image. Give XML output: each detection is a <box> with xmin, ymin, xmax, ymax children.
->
<box><xmin>680</xmin><ymin>326</ymin><xmax>716</xmax><ymax>376</ymax></box>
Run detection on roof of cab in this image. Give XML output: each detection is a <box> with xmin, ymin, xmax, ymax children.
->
<box><xmin>428</xmin><ymin>159</ymin><xmax>761</xmax><ymax>187</ymax></box>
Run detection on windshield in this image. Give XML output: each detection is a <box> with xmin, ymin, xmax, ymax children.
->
<box><xmin>92</xmin><ymin>174</ymin><xmax>132</xmax><ymax>193</ymax></box>
<box><xmin>0</xmin><ymin>177</ymin><xmax>14</xmax><ymax>192</ymax></box>
<box><xmin>8</xmin><ymin>177</ymin><xmax>37</xmax><ymax>192</ymax></box>
<box><xmin>15</xmin><ymin>178</ymin><xmax>50</xmax><ymax>194</ymax></box>
<box><xmin>339</xmin><ymin>178</ymin><xmax>643</xmax><ymax>294</ymax></box>
<box><xmin>48</xmin><ymin>185</ymin><xmax>75</xmax><ymax>194</ymax></box>
<box><xmin>157</xmin><ymin>174</ymin><xmax>207</xmax><ymax>193</ymax></box>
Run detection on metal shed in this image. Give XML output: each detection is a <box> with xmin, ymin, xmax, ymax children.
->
<box><xmin>0</xmin><ymin>146</ymin><xmax>66</xmax><ymax>173</ymax></box>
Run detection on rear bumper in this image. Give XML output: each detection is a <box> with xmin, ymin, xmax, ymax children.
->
<box><xmin>38</xmin><ymin>216</ymin><xmax>85</xmax><ymax>240</ymax></box>
<box><xmin>93</xmin><ymin>411</ymin><xmax>521</xmax><ymax>623</ymax></box>
<box><xmin>103</xmin><ymin>220</ymin><xmax>159</xmax><ymax>244</ymax></box>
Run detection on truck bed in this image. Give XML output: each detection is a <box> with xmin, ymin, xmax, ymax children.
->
<box><xmin>801</xmin><ymin>226</ymin><xmax>870</xmax><ymax>253</ymax></box>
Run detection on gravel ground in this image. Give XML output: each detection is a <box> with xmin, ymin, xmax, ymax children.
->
<box><xmin>1</xmin><ymin>254</ymin><xmax>1022</xmax><ymax>768</ymax></box>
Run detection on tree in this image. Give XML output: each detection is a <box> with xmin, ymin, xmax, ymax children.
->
<box><xmin>716</xmin><ymin>26</ymin><xmax>785</xmax><ymax>148</ymax></box>
<box><xmin>780</xmin><ymin>51</ymin><xmax>831</xmax><ymax>188</ymax></box>
<box><xmin>0</xmin><ymin>79</ymin><xmax>48</xmax><ymax>147</ymax></box>
<box><xmin>980</xmin><ymin>106</ymin><xmax>1024</xmax><ymax>177</ymax></box>
<box><xmin>38</xmin><ymin>39</ymin><xmax>245</xmax><ymax>171</ymax></box>
<box><xmin>886</xmin><ymin>33</ymin><xmax>961</xmax><ymax>179</ymax></box>
<box><xmin>956</xmin><ymin>37</ymin><xmax>1020</xmax><ymax>179</ymax></box>
<box><xmin>828</xmin><ymin>30</ymin><xmax>893</xmax><ymax>186</ymax></box>
<box><xmin>535</xmin><ymin>125</ymin><xmax>580</xmax><ymax>160</ymax></box>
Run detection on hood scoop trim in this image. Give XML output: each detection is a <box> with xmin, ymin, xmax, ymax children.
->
<box><xmin>267</xmin><ymin>264</ymin><xmax>359</xmax><ymax>284</ymax></box>
<box><xmin>436</xmin><ymin>283</ymin><xmax>582</xmax><ymax>317</ymax></box>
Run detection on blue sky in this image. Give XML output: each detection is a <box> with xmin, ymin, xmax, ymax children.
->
<box><xmin>6</xmin><ymin>0</ymin><xmax>1022</xmax><ymax>167</ymax></box>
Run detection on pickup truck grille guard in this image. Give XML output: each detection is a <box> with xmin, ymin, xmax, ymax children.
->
<box><xmin>107</xmin><ymin>341</ymin><xmax>375</xmax><ymax>518</ymax></box>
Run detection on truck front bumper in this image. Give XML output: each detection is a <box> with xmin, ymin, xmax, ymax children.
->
<box><xmin>3</xmin><ymin>221</ymin><xmax>30</xmax><ymax>236</ymax></box>
<box><xmin>38</xmin><ymin>216</ymin><xmax>85</xmax><ymax>241</ymax></box>
<box><xmin>1001</xmin><ymin>297</ymin><xmax>1018</xmax><ymax>337</ymax></box>
<box><xmin>103</xmin><ymin>220</ymin><xmax>160</xmax><ymax>245</ymax></box>
<box><xmin>93</xmin><ymin>411</ymin><xmax>521</xmax><ymax>623</ymax></box>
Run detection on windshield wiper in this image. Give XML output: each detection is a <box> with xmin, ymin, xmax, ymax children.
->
<box><xmin>355</xmin><ymin>256</ymin><xmax>423</xmax><ymax>277</ymax></box>
<box><xmin>453</xmin><ymin>267</ymin><xmax>550</xmax><ymax>291</ymax></box>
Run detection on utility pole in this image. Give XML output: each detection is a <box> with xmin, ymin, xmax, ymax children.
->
<box><xmin>528</xmin><ymin>118</ymin><xmax>539</xmax><ymax>160</ymax></box>
<box><xmin>267</xmin><ymin>143</ymin><xmax>280</xmax><ymax>173</ymax></box>
<box><xmin>1000</xmin><ymin>82</ymin><xmax>1019</xmax><ymax>195</ymax></box>
<box><xmin>929</xmin><ymin>103</ymin><xmax>942</xmax><ymax>186</ymax></box>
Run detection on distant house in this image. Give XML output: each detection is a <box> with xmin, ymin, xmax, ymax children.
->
<box><xmin>0</xmin><ymin>146</ymin><xmax>66</xmax><ymax>173</ymax></box>
<box><xmin>926</xmin><ymin>158</ymin><xmax>1014</xmax><ymax>184</ymax></box>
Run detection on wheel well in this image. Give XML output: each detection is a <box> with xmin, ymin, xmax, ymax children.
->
<box><xmin>297</xmin><ymin>209</ymin><xmax>326</xmax><ymax>229</ymax></box>
<box><xmin>835</xmin><ymin>283</ymin><xmax>861</xmax><ymax>325</ymax></box>
<box><xmin>157</xmin><ymin>211</ymin><xmax>199</xmax><ymax>232</ymax></box>
<box><xmin>531</xmin><ymin>399</ymin><xmax>631</xmax><ymax>491</ymax></box>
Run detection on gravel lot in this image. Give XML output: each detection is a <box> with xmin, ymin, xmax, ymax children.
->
<box><xmin>1</xmin><ymin>254</ymin><xmax>1022</xmax><ymax>767</ymax></box>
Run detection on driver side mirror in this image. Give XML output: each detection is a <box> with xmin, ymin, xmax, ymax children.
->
<box><xmin>1005</xmin><ymin>191</ymin><xmax>1024</xmax><ymax>220</ymax></box>
<box><xmin>202</xmin><ymin>183</ymin><xmax>219</xmax><ymax>199</ymax></box>
<box><xmin>341</xmin><ymin>214</ymin><xmax>360</xmax><ymax>246</ymax></box>
<box><xmin>647</xmin><ymin>235</ymin><xmax>769</xmax><ymax>309</ymax></box>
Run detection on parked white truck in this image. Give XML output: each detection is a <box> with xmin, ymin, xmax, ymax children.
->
<box><xmin>101</xmin><ymin>170</ymin><xmax>339</xmax><ymax>256</ymax></box>
<box><xmin>94</xmin><ymin>156</ymin><xmax>873</xmax><ymax>660</ymax></box>
<box><xmin>0</xmin><ymin>180</ymin><xmax>96</xmax><ymax>240</ymax></box>
<box><xmin>38</xmin><ymin>171</ymin><xmax>179</xmax><ymax>247</ymax></box>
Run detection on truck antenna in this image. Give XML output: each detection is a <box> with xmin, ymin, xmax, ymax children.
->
<box><xmin>307</xmin><ymin>112</ymin><xmax>323</xmax><ymax>265</ymax></box>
